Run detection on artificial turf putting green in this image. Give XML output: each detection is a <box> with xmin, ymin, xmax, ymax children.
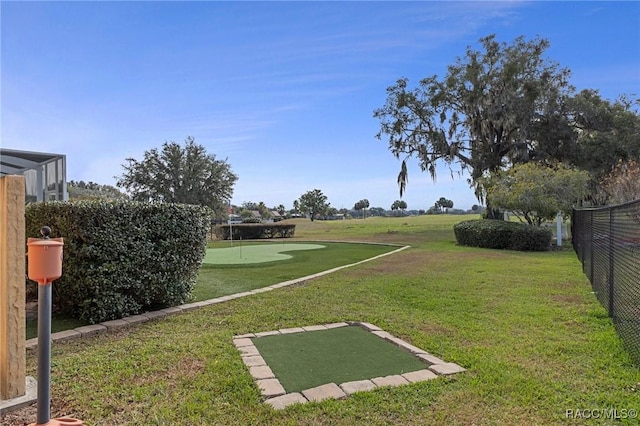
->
<box><xmin>251</xmin><ymin>325</ymin><xmax>428</xmax><ymax>393</ymax></box>
<box><xmin>203</xmin><ymin>243</ymin><xmax>325</xmax><ymax>265</ymax></box>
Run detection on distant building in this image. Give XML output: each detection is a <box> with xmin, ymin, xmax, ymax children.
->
<box><xmin>270</xmin><ymin>210</ymin><xmax>284</xmax><ymax>222</ymax></box>
<box><xmin>0</xmin><ymin>148</ymin><xmax>68</xmax><ymax>202</ymax></box>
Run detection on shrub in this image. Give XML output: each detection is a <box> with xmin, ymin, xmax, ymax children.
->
<box><xmin>241</xmin><ymin>217</ymin><xmax>262</xmax><ymax>224</ymax></box>
<box><xmin>25</xmin><ymin>200</ymin><xmax>212</xmax><ymax>323</ymax></box>
<box><xmin>454</xmin><ymin>219</ymin><xmax>552</xmax><ymax>251</ymax></box>
<box><xmin>214</xmin><ymin>223</ymin><xmax>296</xmax><ymax>240</ymax></box>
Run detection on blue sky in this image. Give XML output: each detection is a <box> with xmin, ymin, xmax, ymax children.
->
<box><xmin>2</xmin><ymin>1</ymin><xmax>639</xmax><ymax>211</ymax></box>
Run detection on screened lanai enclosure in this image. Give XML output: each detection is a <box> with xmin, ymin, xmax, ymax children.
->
<box><xmin>0</xmin><ymin>148</ymin><xmax>67</xmax><ymax>202</ymax></box>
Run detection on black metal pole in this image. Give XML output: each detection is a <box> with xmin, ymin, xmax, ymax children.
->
<box><xmin>608</xmin><ymin>208</ymin><xmax>615</xmax><ymax>319</ymax></box>
<box><xmin>589</xmin><ymin>211</ymin><xmax>594</xmax><ymax>283</ymax></box>
<box><xmin>36</xmin><ymin>282</ymin><xmax>52</xmax><ymax>424</ymax></box>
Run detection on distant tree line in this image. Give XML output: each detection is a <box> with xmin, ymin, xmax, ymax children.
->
<box><xmin>67</xmin><ymin>180</ymin><xmax>128</xmax><ymax>201</ymax></box>
<box><xmin>69</xmin><ymin>32</ymin><xmax>640</xmax><ymax>231</ymax></box>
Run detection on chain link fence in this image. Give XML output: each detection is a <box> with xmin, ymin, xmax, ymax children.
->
<box><xmin>572</xmin><ymin>199</ymin><xmax>640</xmax><ymax>365</ymax></box>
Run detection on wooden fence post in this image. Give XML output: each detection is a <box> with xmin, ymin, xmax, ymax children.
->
<box><xmin>0</xmin><ymin>175</ymin><xmax>26</xmax><ymax>400</ymax></box>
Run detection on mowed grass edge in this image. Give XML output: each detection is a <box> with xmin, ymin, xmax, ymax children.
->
<box><xmin>7</xmin><ymin>215</ymin><xmax>639</xmax><ymax>425</ymax></box>
<box><xmin>27</xmin><ymin>240</ymin><xmax>399</xmax><ymax>339</ymax></box>
<box><xmin>194</xmin><ymin>241</ymin><xmax>400</xmax><ymax>301</ymax></box>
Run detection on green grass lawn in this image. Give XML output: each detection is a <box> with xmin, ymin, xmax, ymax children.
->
<box><xmin>193</xmin><ymin>241</ymin><xmax>398</xmax><ymax>301</ymax></box>
<box><xmin>10</xmin><ymin>215</ymin><xmax>640</xmax><ymax>425</ymax></box>
<box><xmin>26</xmin><ymin>240</ymin><xmax>397</xmax><ymax>339</ymax></box>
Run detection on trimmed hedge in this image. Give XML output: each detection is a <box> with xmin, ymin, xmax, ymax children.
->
<box><xmin>453</xmin><ymin>219</ymin><xmax>552</xmax><ymax>251</ymax></box>
<box><xmin>25</xmin><ymin>200</ymin><xmax>212</xmax><ymax>323</ymax></box>
<box><xmin>214</xmin><ymin>223</ymin><xmax>295</xmax><ymax>240</ymax></box>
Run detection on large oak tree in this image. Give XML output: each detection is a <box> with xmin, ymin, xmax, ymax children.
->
<box><xmin>531</xmin><ymin>90</ymin><xmax>640</xmax><ymax>202</ymax></box>
<box><xmin>374</xmin><ymin>34</ymin><xmax>572</xmax><ymax>217</ymax></box>
<box><xmin>116</xmin><ymin>137</ymin><xmax>238</xmax><ymax>215</ymax></box>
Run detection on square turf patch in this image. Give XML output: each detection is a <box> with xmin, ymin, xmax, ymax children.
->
<box><xmin>233</xmin><ymin>322</ymin><xmax>466</xmax><ymax>409</ymax></box>
<box><xmin>252</xmin><ymin>324</ymin><xmax>426</xmax><ymax>392</ymax></box>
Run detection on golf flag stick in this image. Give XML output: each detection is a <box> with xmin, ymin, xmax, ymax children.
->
<box><xmin>228</xmin><ymin>201</ymin><xmax>233</xmax><ymax>247</ymax></box>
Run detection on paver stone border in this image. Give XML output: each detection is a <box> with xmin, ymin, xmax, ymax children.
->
<box><xmin>234</xmin><ymin>321</ymin><xmax>466</xmax><ymax>409</ymax></box>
